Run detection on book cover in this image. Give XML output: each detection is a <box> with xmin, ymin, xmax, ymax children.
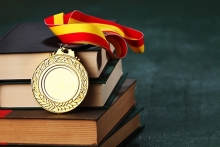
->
<box><xmin>0</xmin><ymin>23</ymin><xmax>101</xmax><ymax>54</ymax></box>
<box><xmin>1</xmin><ymin>106</ymin><xmax>143</xmax><ymax>147</ymax></box>
<box><xmin>0</xmin><ymin>79</ymin><xmax>136</xmax><ymax>146</ymax></box>
<box><xmin>0</xmin><ymin>60</ymin><xmax>125</xmax><ymax>108</ymax></box>
<box><xmin>0</xmin><ymin>23</ymin><xmax>114</xmax><ymax>79</ymax></box>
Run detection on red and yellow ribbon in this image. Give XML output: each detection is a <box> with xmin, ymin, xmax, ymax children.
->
<box><xmin>44</xmin><ymin>10</ymin><xmax>144</xmax><ymax>59</ymax></box>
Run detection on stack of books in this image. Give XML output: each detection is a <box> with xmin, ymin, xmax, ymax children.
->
<box><xmin>0</xmin><ymin>23</ymin><xmax>144</xmax><ymax>146</ymax></box>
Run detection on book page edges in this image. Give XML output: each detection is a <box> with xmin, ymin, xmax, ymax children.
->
<box><xmin>0</xmin><ymin>119</ymin><xmax>98</xmax><ymax>145</ymax></box>
<box><xmin>0</xmin><ymin>49</ymin><xmax>107</xmax><ymax>79</ymax></box>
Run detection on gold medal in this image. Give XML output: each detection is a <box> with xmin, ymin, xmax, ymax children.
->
<box><xmin>31</xmin><ymin>46</ymin><xmax>89</xmax><ymax>113</ymax></box>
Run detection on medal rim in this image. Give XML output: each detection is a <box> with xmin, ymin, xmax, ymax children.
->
<box><xmin>31</xmin><ymin>53</ymin><xmax>88</xmax><ymax>113</ymax></box>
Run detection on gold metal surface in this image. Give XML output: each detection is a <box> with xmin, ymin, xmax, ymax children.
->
<box><xmin>31</xmin><ymin>48</ymin><xmax>88</xmax><ymax>113</ymax></box>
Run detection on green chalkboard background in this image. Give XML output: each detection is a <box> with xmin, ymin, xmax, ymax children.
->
<box><xmin>1</xmin><ymin>0</ymin><xmax>220</xmax><ymax>146</ymax></box>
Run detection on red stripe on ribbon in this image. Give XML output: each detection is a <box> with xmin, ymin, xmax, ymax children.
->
<box><xmin>105</xmin><ymin>33</ymin><xmax>127</xmax><ymax>58</ymax></box>
<box><xmin>45</xmin><ymin>16</ymin><xmax>54</xmax><ymax>26</ymax></box>
<box><xmin>58</xmin><ymin>32</ymin><xmax>110</xmax><ymax>49</ymax></box>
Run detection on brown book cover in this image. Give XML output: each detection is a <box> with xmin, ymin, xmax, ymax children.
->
<box><xmin>0</xmin><ymin>106</ymin><xmax>144</xmax><ymax>147</ymax></box>
<box><xmin>0</xmin><ymin>79</ymin><xmax>136</xmax><ymax>146</ymax></box>
<box><xmin>2</xmin><ymin>107</ymin><xmax>144</xmax><ymax>147</ymax></box>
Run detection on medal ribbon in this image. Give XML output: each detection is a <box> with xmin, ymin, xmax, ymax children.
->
<box><xmin>44</xmin><ymin>10</ymin><xmax>144</xmax><ymax>59</ymax></box>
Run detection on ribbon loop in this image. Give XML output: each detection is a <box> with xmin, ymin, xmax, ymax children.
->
<box><xmin>44</xmin><ymin>10</ymin><xmax>144</xmax><ymax>59</ymax></box>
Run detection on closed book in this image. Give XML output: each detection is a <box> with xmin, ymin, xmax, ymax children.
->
<box><xmin>0</xmin><ymin>22</ymin><xmax>114</xmax><ymax>80</ymax></box>
<box><xmin>0</xmin><ymin>79</ymin><xmax>137</xmax><ymax>146</ymax></box>
<box><xmin>0</xmin><ymin>59</ymin><xmax>124</xmax><ymax>108</ymax></box>
<box><xmin>2</xmin><ymin>106</ymin><xmax>144</xmax><ymax>147</ymax></box>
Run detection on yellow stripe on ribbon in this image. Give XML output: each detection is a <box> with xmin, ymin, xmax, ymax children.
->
<box><xmin>49</xmin><ymin>24</ymin><xmax>106</xmax><ymax>40</ymax></box>
<box><xmin>53</xmin><ymin>13</ymin><xmax>64</xmax><ymax>25</ymax></box>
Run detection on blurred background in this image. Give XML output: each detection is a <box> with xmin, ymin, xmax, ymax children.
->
<box><xmin>1</xmin><ymin>0</ymin><xmax>220</xmax><ymax>146</ymax></box>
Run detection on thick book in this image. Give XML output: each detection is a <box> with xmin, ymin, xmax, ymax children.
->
<box><xmin>0</xmin><ymin>59</ymin><xmax>124</xmax><ymax>108</ymax></box>
<box><xmin>0</xmin><ymin>79</ymin><xmax>136</xmax><ymax>146</ymax></box>
<box><xmin>2</xmin><ymin>106</ymin><xmax>144</xmax><ymax>147</ymax></box>
<box><xmin>0</xmin><ymin>22</ymin><xmax>114</xmax><ymax>79</ymax></box>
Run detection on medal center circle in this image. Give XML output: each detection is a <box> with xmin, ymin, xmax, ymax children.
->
<box><xmin>42</xmin><ymin>66</ymin><xmax>79</xmax><ymax>102</ymax></box>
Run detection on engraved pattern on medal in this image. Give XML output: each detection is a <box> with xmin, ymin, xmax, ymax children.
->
<box><xmin>32</xmin><ymin>54</ymin><xmax>88</xmax><ymax>113</ymax></box>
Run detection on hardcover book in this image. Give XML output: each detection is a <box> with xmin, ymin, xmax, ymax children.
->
<box><xmin>0</xmin><ymin>23</ymin><xmax>115</xmax><ymax>79</ymax></box>
<box><xmin>0</xmin><ymin>60</ymin><xmax>124</xmax><ymax>108</ymax></box>
<box><xmin>2</xmin><ymin>107</ymin><xmax>144</xmax><ymax>147</ymax></box>
<box><xmin>0</xmin><ymin>79</ymin><xmax>137</xmax><ymax>146</ymax></box>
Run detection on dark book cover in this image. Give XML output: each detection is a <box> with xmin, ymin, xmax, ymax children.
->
<box><xmin>0</xmin><ymin>20</ymin><xmax>117</xmax><ymax>54</ymax></box>
<box><xmin>0</xmin><ymin>22</ymin><xmax>119</xmax><ymax>80</ymax></box>
<box><xmin>0</xmin><ymin>23</ymin><xmax>100</xmax><ymax>54</ymax></box>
